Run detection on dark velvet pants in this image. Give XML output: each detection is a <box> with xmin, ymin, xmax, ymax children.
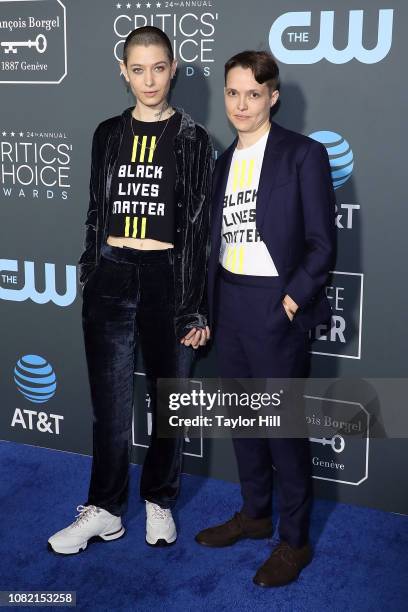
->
<box><xmin>215</xmin><ymin>267</ymin><xmax>312</xmax><ymax>548</ymax></box>
<box><xmin>82</xmin><ymin>243</ymin><xmax>194</xmax><ymax>516</ymax></box>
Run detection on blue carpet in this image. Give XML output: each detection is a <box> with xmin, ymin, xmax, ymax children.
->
<box><xmin>0</xmin><ymin>440</ymin><xmax>407</xmax><ymax>611</ymax></box>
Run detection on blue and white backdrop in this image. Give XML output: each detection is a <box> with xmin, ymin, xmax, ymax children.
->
<box><xmin>1</xmin><ymin>0</ymin><xmax>407</xmax><ymax>514</ymax></box>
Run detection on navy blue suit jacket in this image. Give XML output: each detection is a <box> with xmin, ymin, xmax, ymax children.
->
<box><xmin>207</xmin><ymin>121</ymin><xmax>337</xmax><ymax>332</ymax></box>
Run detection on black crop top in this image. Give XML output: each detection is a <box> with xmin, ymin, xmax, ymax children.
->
<box><xmin>108</xmin><ymin>111</ymin><xmax>181</xmax><ymax>243</ymax></box>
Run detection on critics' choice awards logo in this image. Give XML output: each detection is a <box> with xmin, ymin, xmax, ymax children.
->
<box><xmin>0</xmin><ymin>258</ymin><xmax>77</xmax><ymax>306</ymax></box>
<box><xmin>309</xmin><ymin>130</ymin><xmax>360</xmax><ymax>231</ymax></box>
<box><xmin>11</xmin><ymin>354</ymin><xmax>64</xmax><ymax>435</ymax></box>
<box><xmin>1</xmin><ymin>129</ymin><xmax>72</xmax><ymax>200</ymax></box>
<box><xmin>113</xmin><ymin>2</ymin><xmax>218</xmax><ymax>77</ymax></box>
<box><xmin>269</xmin><ymin>9</ymin><xmax>393</xmax><ymax>65</ymax></box>
<box><xmin>310</xmin><ymin>271</ymin><xmax>364</xmax><ymax>360</ymax></box>
<box><xmin>0</xmin><ymin>0</ymin><xmax>67</xmax><ymax>84</ymax></box>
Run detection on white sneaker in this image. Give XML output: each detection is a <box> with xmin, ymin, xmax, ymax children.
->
<box><xmin>48</xmin><ymin>505</ymin><xmax>125</xmax><ymax>555</ymax></box>
<box><xmin>145</xmin><ymin>501</ymin><xmax>177</xmax><ymax>546</ymax></box>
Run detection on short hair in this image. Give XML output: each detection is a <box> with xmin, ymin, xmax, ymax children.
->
<box><xmin>224</xmin><ymin>50</ymin><xmax>280</xmax><ymax>92</ymax></box>
<box><xmin>123</xmin><ymin>26</ymin><xmax>174</xmax><ymax>65</ymax></box>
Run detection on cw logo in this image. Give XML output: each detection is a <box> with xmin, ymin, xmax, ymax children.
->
<box><xmin>269</xmin><ymin>9</ymin><xmax>394</xmax><ymax>64</ymax></box>
<box><xmin>0</xmin><ymin>259</ymin><xmax>77</xmax><ymax>306</ymax></box>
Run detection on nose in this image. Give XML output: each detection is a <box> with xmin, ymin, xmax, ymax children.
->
<box><xmin>237</xmin><ymin>95</ymin><xmax>248</xmax><ymax>111</ymax></box>
<box><xmin>144</xmin><ymin>68</ymin><xmax>154</xmax><ymax>88</ymax></box>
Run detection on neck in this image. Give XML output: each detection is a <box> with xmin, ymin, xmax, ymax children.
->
<box><xmin>236</xmin><ymin>119</ymin><xmax>271</xmax><ymax>149</ymax></box>
<box><xmin>132</xmin><ymin>100</ymin><xmax>171</xmax><ymax>122</ymax></box>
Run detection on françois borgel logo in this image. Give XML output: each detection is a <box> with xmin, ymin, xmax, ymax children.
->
<box><xmin>11</xmin><ymin>354</ymin><xmax>64</xmax><ymax>435</ymax></box>
<box><xmin>0</xmin><ymin>0</ymin><xmax>67</xmax><ymax>84</ymax></box>
<box><xmin>0</xmin><ymin>258</ymin><xmax>77</xmax><ymax>306</ymax></box>
<box><xmin>269</xmin><ymin>9</ymin><xmax>393</xmax><ymax>65</ymax></box>
<box><xmin>305</xmin><ymin>394</ymin><xmax>369</xmax><ymax>486</ymax></box>
<box><xmin>113</xmin><ymin>2</ymin><xmax>219</xmax><ymax>77</ymax></box>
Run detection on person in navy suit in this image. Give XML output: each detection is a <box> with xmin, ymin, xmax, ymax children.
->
<box><xmin>195</xmin><ymin>51</ymin><xmax>336</xmax><ymax>587</ymax></box>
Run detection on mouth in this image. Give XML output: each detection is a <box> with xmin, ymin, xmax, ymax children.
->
<box><xmin>234</xmin><ymin>114</ymin><xmax>250</xmax><ymax>120</ymax></box>
<box><xmin>143</xmin><ymin>91</ymin><xmax>159</xmax><ymax>97</ymax></box>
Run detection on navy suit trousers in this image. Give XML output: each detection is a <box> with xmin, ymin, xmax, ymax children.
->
<box><xmin>214</xmin><ymin>267</ymin><xmax>312</xmax><ymax>548</ymax></box>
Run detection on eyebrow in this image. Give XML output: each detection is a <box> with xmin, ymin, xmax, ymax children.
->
<box><xmin>225</xmin><ymin>87</ymin><xmax>263</xmax><ymax>93</ymax></box>
<box><xmin>129</xmin><ymin>61</ymin><xmax>168</xmax><ymax>68</ymax></box>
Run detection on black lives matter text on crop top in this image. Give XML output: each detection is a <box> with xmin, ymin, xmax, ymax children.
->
<box><xmin>108</xmin><ymin>111</ymin><xmax>181</xmax><ymax>243</ymax></box>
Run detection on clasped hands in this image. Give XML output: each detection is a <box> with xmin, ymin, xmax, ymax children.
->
<box><xmin>180</xmin><ymin>296</ymin><xmax>297</xmax><ymax>348</ymax></box>
<box><xmin>180</xmin><ymin>326</ymin><xmax>211</xmax><ymax>349</ymax></box>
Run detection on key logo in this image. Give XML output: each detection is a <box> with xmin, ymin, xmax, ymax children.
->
<box><xmin>269</xmin><ymin>9</ymin><xmax>394</xmax><ymax>65</ymax></box>
<box><xmin>0</xmin><ymin>0</ymin><xmax>67</xmax><ymax>84</ymax></box>
<box><xmin>1</xmin><ymin>32</ymin><xmax>47</xmax><ymax>54</ymax></box>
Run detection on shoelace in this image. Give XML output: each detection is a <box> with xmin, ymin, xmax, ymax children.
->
<box><xmin>72</xmin><ymin>504</ymin><xmax>98</xmax><ymax>528</ymax></box>
<box><xmin>148</xmin><ymin>503</ymin><xmax>171</xmax><ymax>521</ymax></box>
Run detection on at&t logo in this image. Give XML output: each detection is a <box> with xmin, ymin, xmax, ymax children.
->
<box><xmin>14</xmin><ymin>354</ymin><xmax>57</xmax><ymax>403</ymax></box>
<box><xmin>309</xmin><ymin>130</ymin><xmax>360</xmax><ymax>230</ymax></box>
<box><xmin>11</xmin><ymin>354</ymin><xmax>64</xmax><ymax>434</ymax></box>
<box><xmin>269</xmin><ymin>9</ymin><xmax>393</xmax><ymax>64</ymax></box>
<box><xmin>309</xmin><ymin>130</ymin><xmax>353</xmax><ymax>190</ymax></box>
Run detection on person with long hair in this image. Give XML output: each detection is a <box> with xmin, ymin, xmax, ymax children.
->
<box><xmin>48</xmin><ymin>26</ymin><xmax>213</xmax><ymax>554</ymax></box>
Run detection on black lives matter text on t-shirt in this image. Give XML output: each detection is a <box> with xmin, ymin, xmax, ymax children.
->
<box><xmin>108</xmin><ymin>111</ymin><xmax>181</xmax><ymax>243</ymax></box>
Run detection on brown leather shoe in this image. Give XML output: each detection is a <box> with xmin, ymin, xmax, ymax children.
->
<box><xmin>195</xmin><ymin>512</ymin><xmax>272</xmax><ymax>548</ymax></box>
<box><xmin>253</xmin><ymin>541</ymin><xmax>312</xmax><ymax>587</ymax></box>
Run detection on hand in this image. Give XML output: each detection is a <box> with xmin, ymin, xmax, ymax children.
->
<box><xmin>180</xmin><ymin>326</ymin><xmax>211</xmax><ymax>349</ymax></box>
<box><xmin>282</xmin><ymin>294</ymin><xmax>298</xmax><ymax>322</ymax></box>
<box><xmin>282</xmin><ymin>302</ymin><xmax>295</xmax><ymax>321</ymax></box>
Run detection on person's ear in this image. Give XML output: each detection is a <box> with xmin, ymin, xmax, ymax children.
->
<box><xmin>171</xmin><ymin>59</ymin><xmax>178</xmax><ymax>79</ymax></box>
<box><xmin>270</xmin><ymin>89</ymin><xmax>279</xmax><ymax>108</ymax></box>
<box><xmin>119</xmin><ymin>60</ymin><xmax>130</xmax><ymax>84</ymax></box>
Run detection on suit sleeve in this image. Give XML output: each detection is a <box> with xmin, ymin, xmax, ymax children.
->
<box><xmin>77</xmin><ymin>125</ymin><xmax>100</xmax><ymax>292</ymax></box>
<box><xmin>284</xmin><ymin>140</ymin><xmax>336</xmax><ymax>309</ymax></box>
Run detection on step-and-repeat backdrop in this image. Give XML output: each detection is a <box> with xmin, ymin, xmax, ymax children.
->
<box><xmin>1</xmin><ymin>0</ymin><xmax>407</xmax><ymax>514</ymax></box>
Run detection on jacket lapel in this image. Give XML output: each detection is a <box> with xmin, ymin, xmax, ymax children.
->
<box><xmin>255</xmin><ymin>121</ymin><xmax>287</xmax><ymax>231</ymax></box>
<box><xmin>211</xmin><ymin>139</ymin><xmax>236</xmax><ymax>250</ymax></box>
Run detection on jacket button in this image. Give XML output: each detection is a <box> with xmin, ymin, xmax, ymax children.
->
<box><xmin>177</xmin><ymin>254</ymin><xmax>182</xmax><ymax>259</ymax></box>
<box><xmin>176</xmin><ymin>227</ymin><xmax>181</xmax><ymax>233</ymax></box>
<box><xmin>177</xmin><ymin>201</ymin><xmax>182</xmax><ymax>208</ymax></box>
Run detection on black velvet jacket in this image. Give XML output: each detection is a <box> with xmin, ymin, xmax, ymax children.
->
<box><xmin>78</xmin><ymin>106</ymin><xmax>214</xmax><ymax>339</ymax></box>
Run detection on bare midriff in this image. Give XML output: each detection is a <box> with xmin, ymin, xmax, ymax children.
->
<box><xmin>107</xmin><ymin>235</ymin><xmax>174</xmax><ymax>250</ymax></box>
